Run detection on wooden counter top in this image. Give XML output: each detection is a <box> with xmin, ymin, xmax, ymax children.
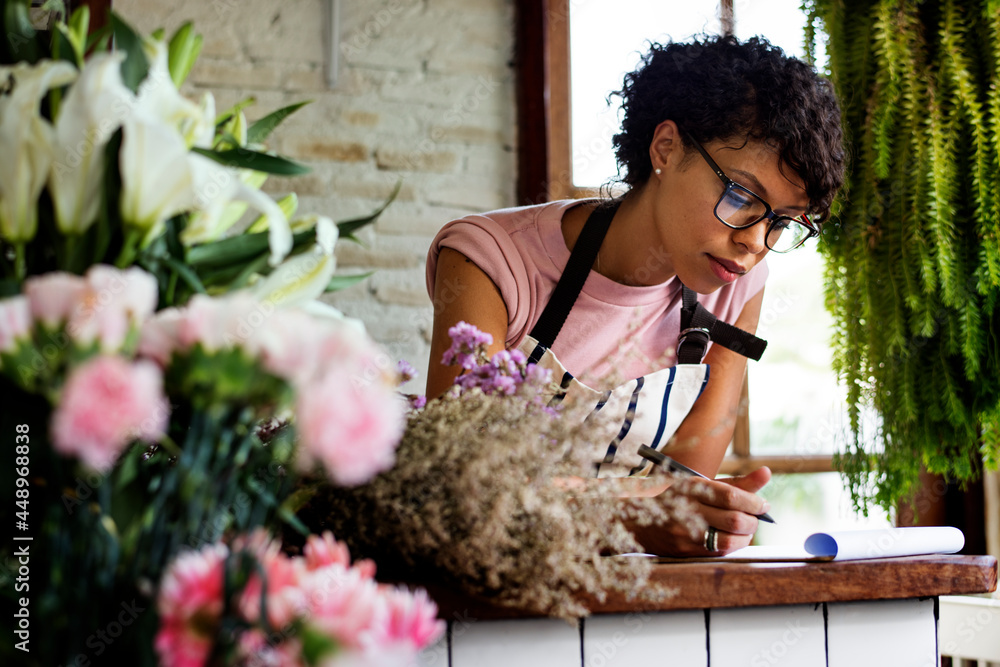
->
<box><xmin>419</xmin><ymin>555</ymin><xmax>997</xmax><ymax>619</ymax></box>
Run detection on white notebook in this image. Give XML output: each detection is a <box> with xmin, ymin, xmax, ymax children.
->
<box><xmin>625</xmin><ymin>526</ymin><xmax>966</xmax><ymax>562</ymax></box>
<box><xmin>719</xmin><ymin>526</ymin><xmax>964</xmax><ymax>562</ymax></box>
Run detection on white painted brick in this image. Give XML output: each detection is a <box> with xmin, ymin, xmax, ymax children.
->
<box><xmin>194</xmin><ymin>59</ymin><xmax>298</xmax><ymax>91</ymax></box>
<box><xmin>336</xmin><ymin>234</ymin><xmax>428</xmax><ymax>270</ymax></box>
<box><xmin>262</xmin><ymin>170</ymin><xmax>332</xmax><ymax>198</ymax></box>
<box><xmin>431</xmin><ymin>118</ymin><xmax>511</xmax><ymax>147</ymax></box>
<box><xmin>282</xmin><ymin>66</ymin><xmax>328</xmax><ymax>93</ymax></box>
<box><xmin>241</xmin><ymin>0</ymin><xmax>324</xmax><ymax>64</ymax></box>
<box><xmin>346</xmin><ymin>33</ymin><xmax>435</xmax><ymax>72</ymax></box>
<box><xmin>376</xmin><ymin>142</ymin><xmax>460</xmax><ymax>173</ymax></box>
<box><xmin>423</xmin><ymin>174</ymin><xmax>510</xmax><ymax>211</ymax></box>
<box><xmin>465</xmin><ymin>145</ymin><xmax>517</xmax><ymax>178</ymax></box>
<box><xmin>324</xmin><ymin>171</ymin><xmax>419</xmax><ymax>204</ymax></box>
<box><xmin>339</xmin><ymin>0</ymin><xmax>424</xmax><ymax>53</ymax></box>
<box><xmin>381</xmin><ymin>71</ymin><xmax>508</xmax><ymax>112</ymax></box>
<box><xmin>282</xmin><ymin>134</ymin><xmax>373</xmax><ymax>164</ymax></box>
<box><xmin>371</xmin><ymin>268</ymin><xmax>432</xmax><ymax>307</ymax></box>
<box><xmin>376</xmin><ymin>202</ymin><xmax>479</xmax><ymax>236</ymax></box>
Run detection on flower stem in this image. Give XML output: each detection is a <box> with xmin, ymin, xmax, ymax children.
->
<box><xmin>115</xmin><ymin>228</ymin><xmax>141</xmax><ymax>268</ymax></box>
<box><xmin>14</xmin><ymin>243</ymin><xmax>26</xmax><ymax>280</ymax></box>
<box><xmin>156</xmin><ymin>433</ymin><xmax>182</xmax><ymax>458</ymax></box>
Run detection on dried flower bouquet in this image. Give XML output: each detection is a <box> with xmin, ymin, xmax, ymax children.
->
<box><xmin>297</xmin><ymin>323</ymin><xmax>704</xmax><ymax>619</ymax></box>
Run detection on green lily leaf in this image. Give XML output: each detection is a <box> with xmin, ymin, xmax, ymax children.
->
<box><xmin>192</xmin><ymin>147</ymin><xmax>311</xmax><ymax>175</ymax></box>
<box><xmin>187</xmin><ymin>232</ymin><xmax>270</xmax><ymax>268</ymax></box>
<box><xmin>336</xmin><ymin>179</ymin><xmax>402</xmax><ymax>239</ymax></box>
<box><xmin>327</xmin><ymin>271</ymin><xmax>373</xmax><ymax>292</ymax></box>
<box><xmin>188</xmin><ymin>228</ymin><xmax>314</xmax><ymax>269</ymax></box>
<box><xmin>246</xmin><ymin>101</ymin><xmax>311</xmax><ymax>145</ymax></box>
<box><xmin>110</xmin><ymin>12</ymin><xmax>149</xmax><ymax>93</ymax></box>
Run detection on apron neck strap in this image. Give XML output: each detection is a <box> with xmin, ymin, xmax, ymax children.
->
<box><xmin>678</xmin><ymin>285</ymin><xmax>768</xmax><ymax>363</ymax></box>
<box><xmin>528</xmin><ymin>198</ymin><xmax>768</xmax><ymax>364</ymax></box>
<box><xmin>528</xmin><ymin>200</ymin><xmax>619</xmax><ymax>350</ymax></box>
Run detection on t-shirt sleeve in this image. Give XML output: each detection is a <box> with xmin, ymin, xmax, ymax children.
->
<box><xmin>425</xmin><ymin>215</ymin><xmax>533</xmax><ymax>336</ymax></box>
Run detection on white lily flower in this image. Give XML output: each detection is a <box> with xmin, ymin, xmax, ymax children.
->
<box><xmin>135</xmin><ymin>39</ymin><xmax>214</xmax><ymax>148</ymax></box>
<box><xmin>299</xmin><ymin>299</ymin><xmax>368</xmax><ymax>335</ymax></box>
<box><xmin>180</xmin><ymin>167</ymin><xmax>266</xmax><ymax>245</ymax></box>
<box><xmin>49</xmin><ymin>53</ymin><xmax>135</xmax><ymax>234</ymax></box>
<box><xmin>181</xmin><ymin>153</ymin><xmax>291</xmax><ymax>263</ymax></box>
<box><xmin>0</xmin><ymin>60</ymin><xmax>77</xmax><ymax>243</ymax></box>
<box><xmin>313</xmin><ymin>216</ymin><xmax>339</xmax><ymax>255</ymax></box>
<box><xmin>119</xmin><ymin>115</ymin><xmax>195</xmax><ymax>239</ymax></box>
<box><xmin>251</xmin><ymin>244</ymin><xmax>337</xmax><ymax>309</ymax></box>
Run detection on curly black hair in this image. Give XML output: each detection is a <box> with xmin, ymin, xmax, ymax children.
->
<box><xmin>611</xmin><ymin>35</ymin><xmax>845</xmax><ymax>221</ymax></box>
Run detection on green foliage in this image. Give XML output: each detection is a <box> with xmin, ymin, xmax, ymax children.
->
<box><xmin>808</xmin><ymin>0</ymin><xmax>1000</xmax><ymax>513</ymax></box>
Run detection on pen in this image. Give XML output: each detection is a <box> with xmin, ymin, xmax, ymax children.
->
<box><xmin>637</xmin><ymin>444</ymin><xmax>776</xmax><ymax>523</ymax></box>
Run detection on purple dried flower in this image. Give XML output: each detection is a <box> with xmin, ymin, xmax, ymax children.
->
<box><xmin>397</xmin><ymin>359</ymin><xmax>418</xmax><ymax>384</ymax></box>
<box><xmin>441</xmin><ymin>321</ymin><xmax>493</xmax><ymax>370</ymax></box>
<box><xmin>408</xmin><ymin>394</ymin><xmax>427</xmax><ymax>410</ymax></box>
<box><xmin>524</xmin><ymin>364</ymin><xmax>552</xmax><ymax>386</ymax></box>
<box><xmin>396</xmin><ymin>359</ymin><xmax>419</xmax><ymax>384</ymax></box>
<box><xmin>444</xmin><ymin>322</ymin><xmax>557</xmax><ymax>400</ymax></box>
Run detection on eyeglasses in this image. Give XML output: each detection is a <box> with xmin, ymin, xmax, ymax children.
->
<box><xmin>680</xmin><ymin>130</ymin><xmax>819</xmax><ymax>253</ymax></box>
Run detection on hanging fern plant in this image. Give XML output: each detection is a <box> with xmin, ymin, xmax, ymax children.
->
<box><xmin>806</xmin><ymin>0</ymin><xmax>1000</xmax><ymax>513</ymax></box>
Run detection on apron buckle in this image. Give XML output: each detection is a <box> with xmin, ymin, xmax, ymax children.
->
<box><xmin>677</xmin><ymin>326</ymin><xmax>711</xmax><ymax>363</ymax></box>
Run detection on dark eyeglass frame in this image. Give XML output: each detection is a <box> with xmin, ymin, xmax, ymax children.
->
<box><xmin>680</xmin><ymin>129</ymin><xmax>819</xmax><ymax>253</ymax></box>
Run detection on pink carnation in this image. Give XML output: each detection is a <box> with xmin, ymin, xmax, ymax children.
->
<box><xmin>155</xmin><ymin>544</ymin><xmax>228</xmax><ymax>667</ymax></box>
<box><xmin>72</xmin><ymin>266</ymin><xmax>158</xmax><ymax>351</ymax></box>
<box><xmin>303</xmin><ymin>531</ymin><xmax>377</xmax><ymax>579</ymax></box>
<box><xmin>376</xmin><ymin>586</ymin><xmax>445</xmax><ymax>650</ymax></box>
<box><xmin>253</xmin><ymin>308</ymin><xmax>325</xmax><ymax>384</ymax></box>
<box><xmin>314</xmin><ymin>322</ymin><xmax>387</xmax><ymax>383</ymax></box>
<box><xmin>50</xmin><ymin>355</ymin><xmax>169</xmax><ymax>470</ymax></box>
<box><xmin>295</xmin><ymin>370</ymin><xmax>404</xmax><ymax>486</ymax></box>
<box><xmin>304</xmin><ymin>531</ymin><xmax>353</xmax><ymax>571</ymax></box>
<box><xmin>24</xmin><ymin>272</ymin><xmax>87</xmax><ymax>328</ymax></box>
<box><xmin>238</xmin><ymin>546</ymin><xmax>308</xmax><ymax>630</ymax></box>
<box><xmin>138</xmin><ymin>307</ymin><xmax>183</xmax><ymax>366</ymax></box>
<box><xmin>0</xmin><ymin>296</ymin><xmax>31</xmax><ymax>354</ymax></box>
<box><xmin>176</xmin><ymin>292</ymin><xmax>263</xmax><ymax>352</ymax></box>
<box><xmin>236</xmin><ymin>629</ymin><xmax>304</xmax><ymax>667</ymax></box>
<box><xmin>24</xmin><ymin>266</ymin><xmax>158</xmax><ymax>352</ymax></box>
<box><xmin>302</xmin><ymin>566</ymin><xmax>385</xmax><ymax>650</ymax></box>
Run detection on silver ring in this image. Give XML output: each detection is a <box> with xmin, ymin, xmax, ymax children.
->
<box><xmin>703</xmin><ymin>526</ymin><xmax>719</xmax><ymax>552</ymax></box>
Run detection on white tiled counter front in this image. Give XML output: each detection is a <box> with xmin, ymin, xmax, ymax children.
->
<box><xmin>411</xmin><ymin>555</ymin><xmax>996</xmax><ymax>667</ymax></box>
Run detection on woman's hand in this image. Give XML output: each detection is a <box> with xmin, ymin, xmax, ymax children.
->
<box><xmin>630</xmin><ymin>466</ymin><xmax>772</xmax><ymax>557</ymax></box>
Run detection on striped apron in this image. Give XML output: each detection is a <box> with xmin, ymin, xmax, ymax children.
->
<box><xmin>517</xmin><ymin>200</ymin><xmax>767</xmax><ymax>478</ymax></box>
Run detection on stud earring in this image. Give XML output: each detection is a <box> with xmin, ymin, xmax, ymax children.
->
<box><xmin>654</xmin><ymin>168</ymin><xmax>662</xmax><ymax>175</ymax></box>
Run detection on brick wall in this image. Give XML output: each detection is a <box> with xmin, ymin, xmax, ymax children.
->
<box><xmin>114</xmin><ymin>0</ymin><xmax>517</xmax><ymax>392</ymax></box>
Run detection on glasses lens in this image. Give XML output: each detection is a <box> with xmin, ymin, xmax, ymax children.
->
<box><xmin>766</xmin><ymin>217</ymin><xmax>815</xmax><ymax>252</ymax></box>
<box><xmin>716</xmin><ymin>185</ymin><xmax>768</xmax><ymax>228</ymax></box>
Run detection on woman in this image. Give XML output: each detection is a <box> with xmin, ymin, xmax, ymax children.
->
<box><xmin>424</xmin><ymin>36</ymin><xmax>845</xmax><ymax>556</ymax></box>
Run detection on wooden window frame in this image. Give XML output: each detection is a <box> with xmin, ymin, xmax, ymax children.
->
<box><xmin>514</xmin><ymin>0</ymin><xmax>833</xmax><ymax>475</ymax></box>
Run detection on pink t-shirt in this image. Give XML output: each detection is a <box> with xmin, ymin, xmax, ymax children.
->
<box><xmin>426</xmin><ymin>199</ymin><xmax>768</xmax><ymax>382</ymax></box>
